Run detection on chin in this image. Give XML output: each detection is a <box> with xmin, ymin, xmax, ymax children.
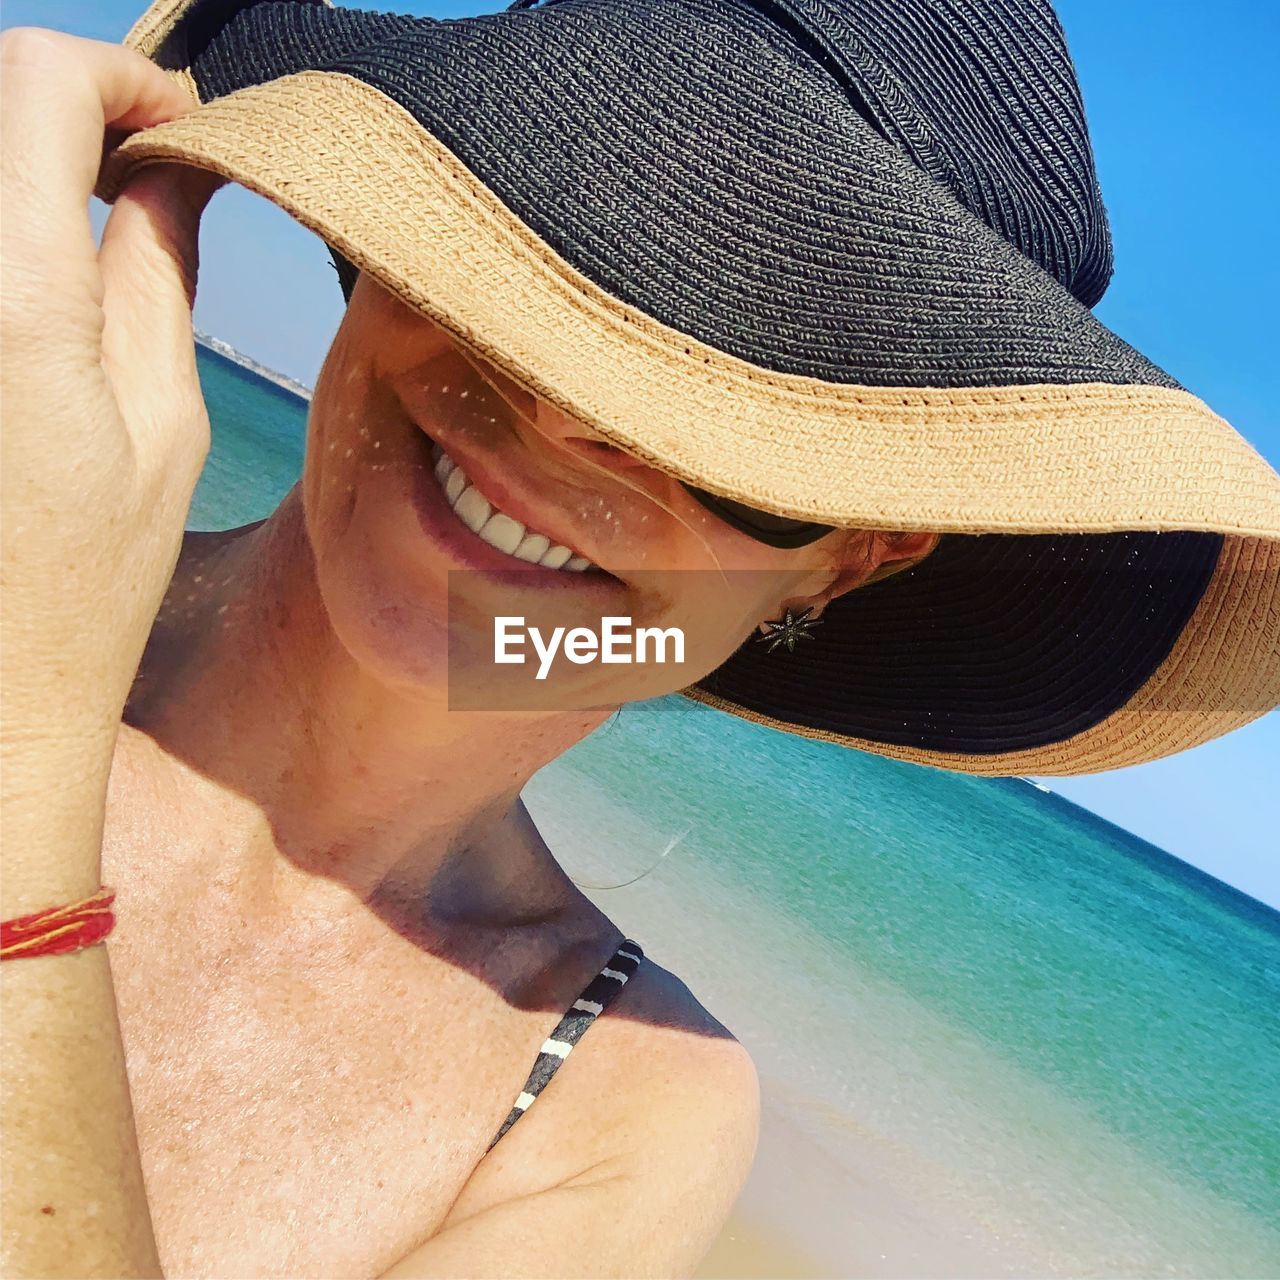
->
<box><xmin>312</xmin><ymin>537</ymin><xmax>452</xmax><ymax>693</ymax></box>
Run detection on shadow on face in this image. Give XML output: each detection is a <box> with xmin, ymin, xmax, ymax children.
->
<box><xmin>299</xmin><ymin>273</ymin><xmax>937</xmax><ymax>711</ymax></box>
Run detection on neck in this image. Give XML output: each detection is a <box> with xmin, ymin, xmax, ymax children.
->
<box><xmin>121</xmin><ymin>487</ymin><xmax>613</xmax><ymax>935</ymax></box>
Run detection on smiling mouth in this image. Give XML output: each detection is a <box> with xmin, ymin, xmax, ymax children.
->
<box><xmin>429</xmin><ymin>442</ymin><xmax>603</xmax><ymax>574</ymax></box>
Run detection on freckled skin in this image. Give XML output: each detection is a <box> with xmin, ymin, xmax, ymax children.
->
<box><xmin>126</xmin><ymin>270</ymin><xmax>941</xmax><ymax>918</ymax></box>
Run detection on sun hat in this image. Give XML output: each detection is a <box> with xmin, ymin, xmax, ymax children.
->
<box><xmin>94</xmin><ymin>0</ymin><xmax>1280</xmax><ymax>776</ymax></box>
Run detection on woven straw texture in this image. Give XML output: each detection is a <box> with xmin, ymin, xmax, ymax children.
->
<box><xmin>96</xmin><ymin>0</ymin><xmax>1280</xmax><ymax>774</ymax></box>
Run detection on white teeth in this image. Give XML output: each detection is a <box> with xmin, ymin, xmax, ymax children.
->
<box><xmin>514</xmin><ymin>533</ymin><xmax>550</xmax><ymax>563</ymax></box>
<box><xmin>478</xmin><ymin>513</ymin><xmax>524</xmax><ymax>555</ymax></box>
<box><xmin>427</xmin><ymin>440</ymin><xmax>599</xmax><ymax>573</ymax></box>
<box><xmin>453</xmin><ymin>487</ymin><xmax>491</xmax><ymax>534</ymax></box>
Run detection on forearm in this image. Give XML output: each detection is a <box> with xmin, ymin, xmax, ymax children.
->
<box><xmin>1</xmin><ymin>744</ymin><xmax>163</xmax><ymax>1278</ymax></box>
<box><xmin>1</xmin><ymin>26</ymin><xmax>215</xmax><ymax>1279</ymax></box>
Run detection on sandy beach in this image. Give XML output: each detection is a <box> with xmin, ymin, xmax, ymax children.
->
<box><xmin>692</xmin><ymin>1088</ymin><xmax>1014</xmax><ymax>1280</ymax></box>
<box><xmin>696</xmin><ymin>1214</ymin><xmax>830</xmax><ymax>1280</ymax></box>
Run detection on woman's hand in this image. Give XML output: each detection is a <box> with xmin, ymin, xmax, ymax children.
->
<box><xmin>1</xmin><ymin>28</ymin><xmax>222</xmax><ymax>905</ymax></box>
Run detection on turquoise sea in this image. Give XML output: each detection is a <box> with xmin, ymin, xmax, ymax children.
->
<box><xmin>192</xmin><ymin>343</ymin><xmax>1279</xmax><ymax>1277</ymax></box>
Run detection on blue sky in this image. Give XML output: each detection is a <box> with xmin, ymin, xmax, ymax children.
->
<box><xmin>6</xmin><ymin>0</ymin><xmax>1276</xmax><ymax>906</ymax></box>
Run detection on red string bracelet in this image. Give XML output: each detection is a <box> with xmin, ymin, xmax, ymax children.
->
<box><xmin>0</xmin><ymin>886</ymin><xmax>117</xmax><ymax>960</ymax></box>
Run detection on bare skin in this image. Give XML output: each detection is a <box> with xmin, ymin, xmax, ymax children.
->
<box><xmin>0</xmin><ymin>28</ymin><xmax>937</xmax><ymax>1278</ymax></box>
<box><xmin>96</xmin><ymin>280</ymin><xmax>934</xmax><ymax>1278</ymax></box>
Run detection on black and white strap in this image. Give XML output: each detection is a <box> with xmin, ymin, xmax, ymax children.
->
<box><xmin>486</xmin><ymin>939</ymin><xmax>644</xmax><ymax>1152</ymax></box>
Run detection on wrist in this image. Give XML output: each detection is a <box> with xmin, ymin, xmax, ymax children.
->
<box><xmin>0</xmin><ymin>726</ymin><xmax>117</xmax><ymax>918</ymax></box>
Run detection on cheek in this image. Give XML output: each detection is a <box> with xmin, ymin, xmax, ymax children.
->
<box><xmin>301</xmin><ymin>329</ymin><xmax>373</xmax><ymax>537</ymax></box>
<box><xmin>593</xmin><ymin>568</ymin><xmax>792</xmax><ymax>700</ymax></box>
<box><xmin>300</xmin><ymin>364</ymin><xmax>455</xmax><ymax>688</ymax></box>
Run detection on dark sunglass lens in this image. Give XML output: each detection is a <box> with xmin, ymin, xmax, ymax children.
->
<box><xmin>682</xmin><ymin>484</ymin><xmax>835</xmax><ymax>548</ymax></box>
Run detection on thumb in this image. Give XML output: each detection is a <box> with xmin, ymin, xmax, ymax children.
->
<box><xmin>98</xmin><ymin>162</ymin><xmax>223</xmax><ymax>466</ymax></box>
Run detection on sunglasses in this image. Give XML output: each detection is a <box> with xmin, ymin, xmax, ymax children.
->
<box><xmin>680</xmin><ymin>484</ymin><xmax>837</xmax><ymax>549</ymax></box>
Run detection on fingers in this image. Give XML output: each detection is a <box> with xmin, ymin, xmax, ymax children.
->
<box><xmin>99</xmin><ymin>163</ymin><xmax>222</xmax><ymax>479</ymax></box>
<box><xmin>0</xmin><ymin>28</ymin><xmax>195</xmax><ymax>290</ymax></box>
<box><xmin>100</xmin><ymin>161</ymin><xmax>221</xmax><ymax>322</ymax></box>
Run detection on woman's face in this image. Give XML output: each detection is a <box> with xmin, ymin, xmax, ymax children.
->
<box><xmin>302</xmin><ymin>274</ymin><xmax>929</xmax><ymax>709</ymax></box>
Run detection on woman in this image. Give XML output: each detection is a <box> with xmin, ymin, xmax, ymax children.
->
<box><xmin>3</xmin><ymin>0</ymin><xmax>1277</xmax><ymax>1276</ymax></box>
<box><xmin>0</xmin><ymin>29</ymin><xmax>933</xmax><ymax>1279</ymax></box>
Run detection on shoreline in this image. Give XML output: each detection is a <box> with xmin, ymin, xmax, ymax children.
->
<box><xmin>195</xmin><ymin>330</ymin><xmax>313</xmax><ymax>401</ymax></box>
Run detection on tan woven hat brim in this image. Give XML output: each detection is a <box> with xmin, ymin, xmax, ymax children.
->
<box><xmin>94</xmin><ymin>55</ymin><xmax>1280</xmax><ymax>776</ymax></box>
<box><xmin>99</xmin><ymin>72</ymin><xmax>1280</xmax><ymax>539</ymax></box>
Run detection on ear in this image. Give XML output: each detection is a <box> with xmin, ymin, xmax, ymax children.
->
<box><xmin>806</xmin><ymin>529</ymin><xmax>940</xmax><ymax>619</ymax></box>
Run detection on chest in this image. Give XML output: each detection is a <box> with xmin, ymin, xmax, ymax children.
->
<box><xmin>106</xmin><ymin>902</ymin><xmax>568</xmax><ymax>1278</ymax></box>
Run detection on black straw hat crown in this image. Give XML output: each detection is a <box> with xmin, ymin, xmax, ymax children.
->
<box><xmin>652</xmin><ymin>0</ymin><xmax>1116</xmax><ymax>305</ymax></box>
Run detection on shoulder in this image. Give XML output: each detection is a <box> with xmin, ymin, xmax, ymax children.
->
<box><xmin>555</xmin><ymin>909</ymin><xmax>760</xmax><ymax>1134</ymax></box>
<box><xmin>439</xmin><ymin>950</ymin><xmax>759</xmax><ymax>1262</ymax></box>
<box><xmin>607</xmin><ymin>951</ymin><xmax>760</xmax><ymax>1121</ymax></box>
<box><xmin>603</xmin><ymin>950</ymin><xmax>761</xmax><ymax>1151</ymax></box>
<box><xmin>524</xmin><ymin>945</ymin><xmax>759</xmax><ymax>1163</ymax></box>
<box><xmin>384</xmin><ymin>955</ymin><xmax>759</xmax><ymax>1277</ymax></box>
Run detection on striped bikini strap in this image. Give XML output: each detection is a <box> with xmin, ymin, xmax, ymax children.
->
<box><xmin>486</xmin><ymin>939</ymin><xmax>644</xmax><ymax>1152</ymax></box>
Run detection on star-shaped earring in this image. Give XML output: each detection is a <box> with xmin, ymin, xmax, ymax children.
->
<box><xmin>756</xmin><ymin>606</ymin><xmax>823</xmax><ymax>654</ymax></box>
